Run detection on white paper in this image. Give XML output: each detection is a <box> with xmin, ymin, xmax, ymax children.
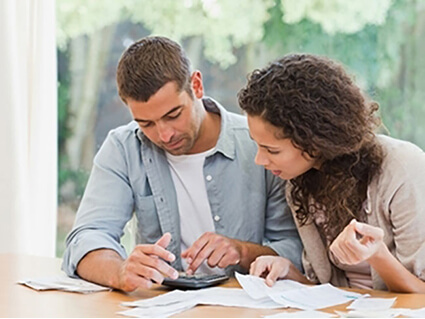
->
<box><xmin>18</xmin><ymin>275</ymin><xmax>111</xmax><ymax>293</ymax></box>
<box><xmin>347</xmin><ymin>297</ymin><xmax>396</xmax><ymax>311</ymax></box>
<box><xmin>265</xmin><ymin>310</ymin><xmax>337</xmax><ymax>318</ymax></box>
<box><xmin>335</xmin><ymin>308</ymin><xmax>405</xmax><ymax>318</ymax></box>
<box><xmin>268</xmin><ymin>283</ymin><xmax>366</xmax><ymax>310</ymax></box>
<box><xmin>403</xmin><ymin>307</ymin><xmax>425</xmax><ymax>318</ymax></box>
<box><xmin>123</xmin><ymin>287</ymin><xmax>283</xmax><ymax>310</ymax></box>
<box><xmin>122</xmin><ymin>289</ymin><xmax>191</xmax><ymax>307</ymax></box>
<box><xmin>196</xmin><ymin>287</ymin><xmax>283</xmax><ymax>309</ymax></box>
<box><xmin>118</xmin><ymin>299</ymin><xmax>197</xmax><ymax>318</ymax></box>
<box><xmin>235</xmin><ymin>272</ymin><xmax>307</xmax><ymax>300</ymax></box>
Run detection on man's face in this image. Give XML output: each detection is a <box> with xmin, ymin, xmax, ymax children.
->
<box><xmin>127</xmin><ymin>81</ymin><xmax>204</xmax><ymax>155</ymax></box>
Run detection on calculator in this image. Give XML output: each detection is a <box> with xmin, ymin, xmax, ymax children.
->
<box><xmin>162</xmin><ymin>273</ymin><xmax>229</xmax><ymax>289</ymax></box>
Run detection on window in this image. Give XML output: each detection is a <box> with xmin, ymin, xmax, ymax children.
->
<box><xmin>56</xmin><ymin>0</ymin><xmax>425</xmax><ymax>256</ymax></box>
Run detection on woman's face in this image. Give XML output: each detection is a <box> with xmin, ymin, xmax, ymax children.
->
<box><xmin>247</xmin><ymin>115</ymin><xmax>318</xmax><ymax>180</ymax></box>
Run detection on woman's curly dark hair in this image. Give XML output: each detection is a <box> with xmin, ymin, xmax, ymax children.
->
<box><xmin>238</xmin><ymin>54</ymin><xmax>384</xmax><ymax>243</ymax></box>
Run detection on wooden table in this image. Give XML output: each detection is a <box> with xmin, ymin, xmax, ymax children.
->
<box><xmin>1</xmin><ymin>254</ymin><xmax>424</xmax><ymax>317</ymax></box>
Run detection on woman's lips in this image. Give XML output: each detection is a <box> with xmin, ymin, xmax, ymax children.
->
<box><xmin>271</xmin><ymin>170</ymin><xmax>282</xmax><ymax>176</ymax></box>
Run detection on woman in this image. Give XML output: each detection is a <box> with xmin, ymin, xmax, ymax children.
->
<box><xmin>238</xmin><ymin>54</ymin><xmax>425</xmax><ymax>293</ymax></box>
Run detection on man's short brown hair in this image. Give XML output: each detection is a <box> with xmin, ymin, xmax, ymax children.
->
<box><xmin>116</xmin><ymin>36</ymin><xmax>192</xmax><ymax>103</ymax></box>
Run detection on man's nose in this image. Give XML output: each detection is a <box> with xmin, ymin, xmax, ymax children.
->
<box><xmin>157</xmin><ymin>122</ymin><xmax>174</xmax><ymax>143</ymax></box>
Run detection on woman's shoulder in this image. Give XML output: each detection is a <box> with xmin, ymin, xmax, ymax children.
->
<box><xmin>375</xmin><ymin>134</ymin><xmax>425</xmax><ymax>184</ymax></box>
<box><xmin>378</xmin><ymin>133</ymin><xmax>423</xmax><ymax>151</ymax></box>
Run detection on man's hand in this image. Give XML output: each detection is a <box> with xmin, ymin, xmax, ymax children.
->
<box><xmin>181</xmin><ymin>232</ymin><xmax>242</xmax><ymax>275</ymax></box>
<box><xmin>249</xmin><ymin>256</ymin><xmax>293</xmax><ymax>287</ymax></box>
<box><xmin>118</xmin><ymin>232</ymin><xmax>179</xmax><ymax>291</ymax></box>
<box><xmin>330</xmin><ymin>219</ymin><xmax>387</xmax><ymax>265</ymax></box>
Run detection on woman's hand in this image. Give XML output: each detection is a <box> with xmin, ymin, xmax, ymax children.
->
<box><xmin>249</xmin><ymin>256</ymin><xmax>293</xmax><ymax>287</ymax></box>
<box><xmin>330</xmin><ymin>219</ymin><xmax>387</xmax><ymax>265</ymax></box>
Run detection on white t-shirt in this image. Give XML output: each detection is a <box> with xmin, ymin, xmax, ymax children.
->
<box><xmin>166</xmin><ymin>148</ymin><xmax>225</xmax><ymax>275</ymax></box>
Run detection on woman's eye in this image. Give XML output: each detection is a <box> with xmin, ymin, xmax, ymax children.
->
<box><xmin>267</xmin><ymin>149</ymin><xmax>280</xmax><ymax>155</ymax></box>
<box><xmin>140</xmin><ymin>122</ymin><xmax>153</xmax><ymax>128</ymax></box>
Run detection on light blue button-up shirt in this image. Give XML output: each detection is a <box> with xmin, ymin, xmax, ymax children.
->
<box><xmin>62</xmin><ymin>98</ymin><xmax>303</xmax><ymax>276</ymax></box>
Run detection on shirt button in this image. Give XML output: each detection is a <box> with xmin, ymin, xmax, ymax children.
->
<box><xmin>206</xmin><ymin>175</ymin><xmax>212</xmax><ymax>181</ymax></box>
<box><xmin>214</xmin><ymin>215</ymin><xmax>221</xmax><ymax>222</ymax></box>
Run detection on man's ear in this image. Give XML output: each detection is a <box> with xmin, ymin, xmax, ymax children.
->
<box><xmin>191</xmin><ymin>71</ymin><xmax>204</xmax><ymax>99</ymax></box>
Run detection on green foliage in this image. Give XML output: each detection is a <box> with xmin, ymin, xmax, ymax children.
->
<box><xmin>263</xmin><ymin>0</ymin><xmax>425</xmax><ymax>150</ymax></box>
<box><xmin>56</xmin><ymin>0</ymin><xmax>126</xmax><ymax>49</ymax></box>
<box><xmin>57</xmin><ymin>54</ymin><xmax>71</xmax><ymax>152</ymax></box>
<box><xmin>127</xmin><ymin>0</ymin><xmax>274</xmax><ymax>68</ymax></box>
<box><xmin>264</xmin><ymin>4</ymin><xmax>381</xmax><ymax>88</ymax></box>
<box><xmin>56</xmin><ymin>0</ymin><xmax>425</xmax><ymax>148</ymax></box>
<box><xmin>280</xmin><ymin>0</ymin><xmax>392</xmax><ymax>34</ymax></box>
<box><xmin>58</xmin><ymin>159</ymin><xmax>90</xmax><ymax>199</ymax></box>
<box><xmin>57</xmin><ymin>0</ymin><xmax>274</xmax><ymax>68</ymax></box>
<box><xmin>55</xmin><ymin>0</ymin><xmax>425</xmax><ymax>258</ymax></box>
<box><xmin>57</xmin><ymin>49</ymin><xmax>89</xmax><ymax>200</ymax></box>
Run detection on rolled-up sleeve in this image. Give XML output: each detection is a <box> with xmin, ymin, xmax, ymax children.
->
<box><xmin>263</xmin><ymin>172</ymin><xmax>303</xmax><ymax>272</ymax></box>
<box><xmin>62</xmin><ymin>130</ymin><xmax>134</xmax><ymax>277</ymax></box>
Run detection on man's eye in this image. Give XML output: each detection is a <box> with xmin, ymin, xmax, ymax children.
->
<box><xmin>167</xmin><ymin>112</ymin><xmax>181</xmax><ymax>120</ymax></box>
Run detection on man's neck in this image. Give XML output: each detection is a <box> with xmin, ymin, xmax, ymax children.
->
<box><xmin>187</xmin><ymin>110</ymin><xmax>221</xmax><ymax>154</ymax></box>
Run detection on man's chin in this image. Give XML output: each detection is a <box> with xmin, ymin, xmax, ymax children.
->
<box><xmin>166</xmin><ymin>149</ymin><xmax>185</xmax><ymax>155</ymax></box>
<box><xmin>164</xmin><ymin>144</ymin><xmax>190</xmax><ymax>156</ymax></box>
<box><xmin>160</xmin><ymin>138</ymin><xmax>194</xmax><ymax>155</ymax></box>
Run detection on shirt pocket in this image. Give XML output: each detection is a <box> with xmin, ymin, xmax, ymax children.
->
<box><xmin>134</xmin><ymin>194</ymin><xmax>161</xmax><ymax>243</ymax></box>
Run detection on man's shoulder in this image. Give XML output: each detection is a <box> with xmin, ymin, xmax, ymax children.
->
<box><xmin>107</xmin><ymin>121</ymin><xmax>139</xmax><ymax>143</ymax></box>
<box><xmin>217</xmin><ymin>104</ymin><xmax>248</xmax><ymax>131</ymax></box>
<box><xmin>223</xmin><ymin>111</ymin><xmax>252</xmax><ymax>143</ymax></box>
<box><xmin>225</xmin><ymin>110</ymin><xmax>248</xmax><ymax>128</ymax></box>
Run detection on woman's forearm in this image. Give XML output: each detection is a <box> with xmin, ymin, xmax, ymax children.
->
<box><xmin>368</xmin><ymin>244</ymin><xmax>425</xmax><ymax>293</ymax></box>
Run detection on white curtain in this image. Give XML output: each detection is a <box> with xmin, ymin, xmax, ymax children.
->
<box><xmin>0</xmin><ymin>0</ymin><xmax>57</xmax><ymax>257</ymax></box>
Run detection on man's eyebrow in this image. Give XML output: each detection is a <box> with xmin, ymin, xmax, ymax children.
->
<box><xmin>134</xmin><ymin>105</ymin><xmax>183</xmax><ymax>123</ymax></box>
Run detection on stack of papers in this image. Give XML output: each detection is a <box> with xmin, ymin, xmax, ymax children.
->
<box><xmin>18</xmin><ymin>275</ymin><xmax>111</xmax><ymax>293</ymax></box>
<box><xmin>20</xmin><ymin>273</ymin><xmax>425</xmax><ymax>318</ymax></box>
<box><xmin>118</xmin><ymin>273</ymin><xmax>370</xmax><ymax>317</ymax></box>
<box><xmin>236</xmin><ymin>273</ymin><xmax>366</xmax><ymax>310</ymax></box>
<box><xmin>265</xmin><ymin>310</ymin><xmax>337</xmax><ymax>318</ymax></box>
<box><xmin>347</xmin><ymin>297</ymin><xmax>397</xmax><ymax>311</ymax></box>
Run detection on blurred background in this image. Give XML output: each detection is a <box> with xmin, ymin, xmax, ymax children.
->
<box><xmin>56</xmin><ymin>0</ymin><xmax>425</xmax><ymax>257</ymax></box>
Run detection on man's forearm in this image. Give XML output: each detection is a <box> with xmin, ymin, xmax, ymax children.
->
<box><xmin>76</xmin><ymin>249</ymin><xmax>124</xmax><ymax>290</ymax></box>
<box><xmin>234</xmin><ymin>239</ymin><xmax>278</xmax><ymax>269</ymax></box>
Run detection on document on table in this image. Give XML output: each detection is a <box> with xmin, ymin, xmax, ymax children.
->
<box><xmin>405</xmin><ymin>307</ymin><xmax>425</xmax><ymax>318</ymax></box>
<box><xmin>18</xmin><ymin>275</ymin><xmax>111</xmax><ymax>293</ymax></box>
<box><xmin>235</xmin><ymin>272</ymin><xmax>307</xmax><ymax>300</ymax></box>
<box><xmin>265</xmin><ymin>310</ymin><xmax>337</xmax><ymax>318</ymax></box>
<box><xmin>196</xmin><ymin>287</ymin><xmax>283</xmax><ymax>308</ymax></box>
<box><xmin>268</xmin><ymin>283</ymin><xmax>366</xmax><ymax>310</ymax></box>
<box><xmin>335</xmin><ymin>308</ymin><xmax>405</xmax><ymax>318</ymax></box>
<box><xmin>120</xmin><ymin>273</ymin><xmax>370</xmax><ymax>317</ymax></box>
<box><xmin>235</xmin><ymin>272</ymin><xmax>366</xmax><ymax>310</ymax></box>
<box><xmin>347</xmin><ymin>297</ymin><xmax>396</xmax><ymax>311</ymax></box>
<box><xmin>122</xmin><ymin>287</ymin><xmax>283</xmax><ymax>309</ymax></box>
<box><xmin>118</xmin><ymin>299</ymin><xmax>198</xmax><ymax>318</ymax></box>
<box><xmin>120</xmin><ymin>287</ymin><xmax>283</xmax><ymax>317</ymax></box>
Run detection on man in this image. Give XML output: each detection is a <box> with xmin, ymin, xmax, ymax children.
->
<box><xmin>62</xmin><ymin>36</ymin><xmax>302</xmax><ymax>292</ymax></box>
